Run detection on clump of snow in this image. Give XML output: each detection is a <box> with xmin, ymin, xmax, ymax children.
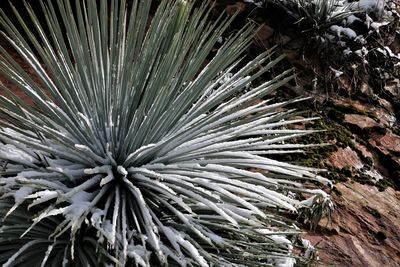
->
<box><xmin>356</xmin><ymin>0</ymin><xmax>386</xmax><ymax>17</ymax></box>
<box><xmin>316</xmin><ymin>0</ymin><xmax>399</xmax><ymax>69</ymax></box>
<box><xmin>243</xmin><ymin>0</ymin><xmax>263</xmax><ymax>7</ymax></box>
<box><xmin>355</xmin><ymin>35</ymin><xmax>367</xmax><ymax>44</ymax></box>
<box><xmin>26</xmin><ymin>190</ymin><xmax>58</xmax><ymax>208</ymax></box>
<box><xmin>275</xmin><ymin>257</ymin><xmax>296</xmax><ymax>267</ymax></box>
<box><xmin>252</xmin><ymin>228</ymin><xmax>298</xmax><ymax>266</ymax></box>
<box><xmin>101</xmin><ymin>220</ymin><xmax>114</xmax><ymax>244</ymax></box>
<box><xmin>346</xmin><ymin>15</ymin><xmax>362</xmax><ymax>24</ymax></box>
<box><xmin>127</xmin><ymin>245</ymin><xmax>148</xmax><ymax>267</ymax></box>
<box><xmin>12</xmin><ymin>187</ymin><xmax>33</xmax><ymax>204</ymax></box>
<box><xmin>330</xmin><ymin>25</ymin><xmax>357</xmax><ymax>39</ymax></box>
<box><xmin>330</xmin><ymin>67</ymin><xmax>344</xmax><ymax>78</ymax></box>
<box><xmin>299</xmin><ymin>189</ymin><xmax>334</xmax><ymax>221</ymax></box>
<box><xmin>257</xmin><ymin>229</ymin><xmax>294</xmax><ymax>249</ymax></box>
<box><xmin>301</xmin><ymin>239</ymin><xmax>316</xmax><ymax>260</ymax></box>
<box><xmin>365</xmin><ymin>169</ymin><xmax>384</xmax><ymax>181</ymax></box>
<box><xmin>355</xmin><ymin>46</ymin><xmax>370</xmax><ymax>63</ymax></box>
<box><xmin>376</xmin><ymin>46</ymin><xmax>400</xmax><ymax>60</ymax></box>
<box><xmin>64</xmin><ymin>191</ymin><xmax>92</xmax><ymax>221</ymax></box>
<box><xmin>343</xmin><ymin>48</ymin><xmax>353</xmax><ymax>55</ymax></box>
<box><xmin>0</xmin><ymin>144</ymin><xmax>38</xmax><ymax>166</ymax></box>
<box><xmin>91</xmin><ymin>208</ymin><xmax>105</xmax><ymax>228</ymax></box>
<box><xmin>218</xmin><ymin>73</ymin><xmax>233</xmax><ymax>85</ymax></box>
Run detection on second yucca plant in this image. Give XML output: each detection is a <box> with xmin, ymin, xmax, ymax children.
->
<box><xmin>275</xmin><ymin>0</ymin><xmax>355</xmax><ymax>30</ymax></box>
<box><xmin>0</xmin><ymin>0</ymin><xmax>332</xmax><ymax>266</ymax></box>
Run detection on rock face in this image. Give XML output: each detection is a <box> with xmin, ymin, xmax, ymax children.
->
<box><xmin>215</xmin><ymin>2</ymin><xmax>400</xmax><ymax>266</ymax></box>
<box><xmin>384</xmin><ymin>79</ymin><xmax>400</xmax><ymax>97</ymax></box>
<box><xmin>326</xmin><ymin>147</ymin><xmax>363</xmax><ymax>169</ymax></box>
<box><xmin>302</xmin><ymin>77</ymin><xmax>400</xmax><ymax>266</ymax></box>
<box><xmin>305</xmin><ymin>182</ymin><xmax>400</xmax><ymax>267</ymax></box>
<box><xmin>369</xmin><ymin>132</ymin><xmax>400</xmax><ymax>155</ymax></box>
<box><xmin>344</xmin><ymin>114</ymin><xmax>379</xmax><ymax>129</ymax></box>
<box><xmin>256</xmin><ymin>25</ymin><xmax>274</xmax><ymax>45</ymax></box>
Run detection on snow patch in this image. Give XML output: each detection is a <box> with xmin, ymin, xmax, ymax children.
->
<box><xmin>0</xmin><ymin>144</ymin><xmax>37</xmax><ymax>166</ymax></box>
<box><xmin>13</xmin><ymin>187</ymin><xmax>33</xmax><ymax>204</ymax></box>
<box><xmin>330</xmin><ymin>25</ymin><xmax>357</xmax><ymax>39</ymax></box>
<box><xmin>365</xmin><ymin>169</ymin><xmax>384</xmax><ymax>181</ymax></box>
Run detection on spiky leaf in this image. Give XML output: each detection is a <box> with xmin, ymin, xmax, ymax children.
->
<box><xmin>0</xmin><ymin>0</ymin><xmax>332</xmax><ymax>266</ymax></box>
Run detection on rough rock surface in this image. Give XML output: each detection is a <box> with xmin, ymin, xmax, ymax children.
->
<box><xmin>384</xmin><ymin>79</ymin><xmax>400</xmax><ymax>97</ymax></box>
<box><xmin>256</xmin><ymin>25</ymin><xmax>274</xmax><ymax>45</ymax></box>
<box><xmin>305</xmin><ymin>182</ymin><xmax>400</xmax><ymax>267</ymax></box>
<box><xmin>369</xmin><ymin>132</ymin><xmax>400</xmax><ymax>155</ymax></box>
<box><xmin>344</xmin><ymin>114</ymin><xmax>379</xmax><ymax>129</ymax></box>
<box><xmin>326</xmin><ymin>147</ymin><xmax>363</xmax><ymax>169</ymax></box>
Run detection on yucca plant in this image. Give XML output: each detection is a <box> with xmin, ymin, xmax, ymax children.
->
<box><xmin>0</xmin><ymin>0</ymin><xmax>332</xmax><ymax>266</ymax></box>
<box><xmin>275</xmin><ymin>0</ymin><xmax>355</xmax><ymax>30</ymax></box>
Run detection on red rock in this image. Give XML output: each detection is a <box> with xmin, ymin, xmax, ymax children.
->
<box><xmin>384</xmin><ymin>79</ymin><xmax>400</xmax><ymax>97</ymax></box>
<box><xmin>304</xmin><ymin>182</ymin><xmax>400</xmax><ymax>267</ymax></box>
<box><xmin>330</xmin><ymin>98</ymin><xmax>375</xmax><ymax>117</ymax></box>
<box><xmin>374</xmin><ymin>109</ymin><xmax>396</xmax><ymax>128</ymax></box>
<box><xmin>326</xmin><ymin>147</ymin><xmax>363</xmax><ymax>169</ymax></box>
<box><xmin>390</xmin><ymin>34</ymin><xmax>400</xmax><ymax>54</ymax></box>
<box><xmin>359</xmin><ymin>82</ymin><xmax>373</xmax><ymax>96</ymax></box>
<box><xmin>354</xmin><ymin>142</ymin><xmax>374</xmax><ymax>160</ymax></box>
<box><xmin>225</xmin><ymin>2</ymin><xmax>246</xmax><ymax>15</ymax></box>
<box><xmin>332</xmin><ymin>97</ymin><xmax>396</xmax><ymax>129</ymax></box>
<box><xmin>256</xmin><ymin>25</ymin><xmax>274</xmax><ymax>45</ymax></box>
<box><xmin>369</xmin><ymin>132</ymin><xmax>400</xmax><ymax>155</ymax></box>
<box><xmin>337</xmin><ymin>76</ymin><xmax>353</xmax><ymax>94</ymax></box>
<box><xmin>331</xmin><ymin>98</ymin><xmax>395</xmax><ymax>127</ymax></box>
<box><xmin>344</xmin><ymin>114</ymin><xmax>379</xmax><ymax>129</ymax></box>
<box><xmin>377</xmin><ymin>98</ymin><xmax>394</xmax><ymax>113</ymax></box>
